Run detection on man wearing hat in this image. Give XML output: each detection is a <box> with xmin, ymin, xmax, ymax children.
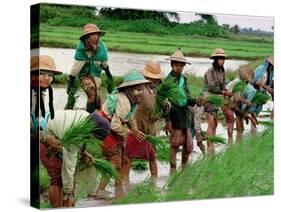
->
<box><xmin>66</xmin><ymin>23</ymin><xmax>114</xmax><ymax>112</ymax></box>
<box><xmin>30</xmin><ymin>55</ymin><xmax>63</xmax><ymax>207</ymax></box>
<box><xmin>91</xmin><ymin>69</ymin><xmax>151</xmax><ymax>199</ymax></box>
<box><xmin>164</xmin><ymin>48</ymin><xmax>200</xmax><ymax>172</ymax></box>
<box><xmin>203</xmin><ymin>48</ymin><xmax>234</xmax><ymax>154</ymax></box>
<box><xmin>252</xmin><ymin>56</ymin><xmax>274</xmax><ymax>117</ymax></box>
<box><xmin>123</xmin><ymin>60</ymin><xmax>165</xmax><ymax>182</ymax></box>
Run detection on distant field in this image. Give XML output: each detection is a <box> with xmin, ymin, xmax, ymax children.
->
<box><xmin>40</xmin><ymin>25</ymin><xmax>273</xmax><ymax>60</ymax></box>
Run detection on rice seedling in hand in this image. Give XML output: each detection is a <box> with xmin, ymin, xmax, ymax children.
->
<box><xmin>206</xmin><ymin>95</ymin><xmax>224</xmax><ymax>107</ymax></box>
<box><xmin>93</xmin><ymin>158</ymin><xmax>118</xmax><ymax>179</ymax></box>
<box><xmin>232</xmin><ymin>81</ymin><xmax>246</xmax><ymax>94</ymax></box>
<box><xmin>154</xmin><ymin>79</ymin><xmax>187</xmax><ymax>116</ymax></box>
<box><xmin>206</xmin><ymin>135</ymin><xmax>226</xmax><ymax>144</ymax></box>
<box><xmin>252</xmin><ymin>92</ymin><xmax>271</xmax><ymax>105</ymax></box>
<box><xmin>145</xmin><ymin>135</ymin><xmax>169</xmax><ymax>162</ymax></box>
<box><xmin>60</xmin><ymin>117</ymin><xmax>100</xmax><ymax>147</ymax></box>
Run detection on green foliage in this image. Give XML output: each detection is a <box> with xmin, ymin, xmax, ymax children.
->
<box><xmin>206</xmin><ymin>135</ymin><xmax>226</xmax><ymax>144</ymax></box>
<box><xmin>206</xmin><ymin>95</ymin><xmax>224</xmax><ymax>107</ymax></box>
<box><xmin>93</xmin><ymin>158</ymin><xmax>118</xmax><ymax>179</ymax></box>
<box><xmin>60</xmin><ymin>118</ymin><xmax>100</xmax><ymax>147</ymax></box>
<box><xmin>113</xmin><ymin>180</ymin><xmax>161</xmax><ymax>204</ymax></box>
<box><xmin>116</xmin><ymin>127</ymin><xmax>273</xmax><ymax>203</ymax></box>
<box><xmin>232</xmin><ymin>80</ymin><xmax>246</xmax><ymax>93</ymax></box>
<box><xmin>154</xmin><ymin>79</ymin><xmax>187</xmax><ymax>116</ymax></box>
<box><xmin>252</xmin><ymin>92</ymin><xmax>271</xmax><ymax>105</ymax></box>
<box><xmin>145</xmin><ymin>135</ymin><xmax>169</xmax><ymax>162</ymax></box>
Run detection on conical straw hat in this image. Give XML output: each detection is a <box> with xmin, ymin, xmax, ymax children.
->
<box><xmin>141</xmin><ymin>60</ymin><xmax>164</xmax><ymax>79</ymax></box>
<box><xmin>30</xmin><ymin>55</ymin><xmax>62</xmax><ymax>75</ymax></box>
<box><xmin>210</xmin><ymin>48</ymin><xmax>227</xmax><ymax>59</ymax></box>
<box><xmin>118</xmin><ymin>69</ymin><xmax>150</xmax><ymax>89</ymax></box>
<box><xmin>79</xmin><ymin>23</ymin><xmax>105</xmax><ymax>40</ymax></box>
<box><xmin>166</xmin><ymin>48</ymin><xmax>191</xmax><ymax>64</ymax></box>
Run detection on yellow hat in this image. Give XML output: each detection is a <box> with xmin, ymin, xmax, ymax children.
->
<box><xmin>141</xmin><ymin>60</ymin><xmax>164</xmax><ymax>79</ymax></box>
<box><xmin>30</xmin><ymin>55</ymin><xmax>62</xmax><ymax>75</ymax></box>
<box><xmin>79</xmin><ymin>23</ymin><xmax>105</xmax><ymax>40</ymax></box>
<box><xmin>166</xmin><ymin>48</ymin><xmax>191</xmax><ymax>64</ymax></box>
<box><xmin>210</xmin><ymin>48</ymin><xmax>227</xmax><ymax>59</ymax></box>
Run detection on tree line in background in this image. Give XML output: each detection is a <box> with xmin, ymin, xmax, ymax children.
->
<box><xmin>40</xmin><ymin>4</ymin><xmax>273</xmax><ymax>37</ymax></box>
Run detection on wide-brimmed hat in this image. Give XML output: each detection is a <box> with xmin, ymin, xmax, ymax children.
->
<box><xmin>141</xmin><ymin>60</ymin><xmax>164</xmax><ymax>79</ymax></box>
<box><xmin>210</xmin><ymin>48</ymin><xmax>228</xmax><ymax>59</ymax></box>
<box><xmin>79</xmin><ymin>23</ymin><xmax>105</xmax><ymax>40</ymax></box>
<box><xmin>166</xmin><ymin>48</ymin><xmax>191</xmax><ymax>64</ymax></box>
<box><xmin>30</xmin><ymin>55</ymin><xmax>62</xmax><ymax>75</ymax></box>
<box><xmin>118</xmin><ymin>69</ymin><xmax>150</xmax><ymax>89</ymax></box>
<box><xmin>238</xmin><ymin>65</ymin><xmax>253</xmax><ymax>81</ymax></box>
<box><xmin>266</xmin><ymin>56</ymin><xmax>274</xmax><ymax>66</ymax></box>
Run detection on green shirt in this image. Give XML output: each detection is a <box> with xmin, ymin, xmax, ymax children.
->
<box><xmin>74</xmin><ymin>40</ymin><xmax>108</xmax><ymax>78</ymax></box>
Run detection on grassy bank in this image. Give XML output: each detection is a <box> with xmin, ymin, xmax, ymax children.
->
<box><xmin>40</xmin><ymin>24</ymin><xmax>273</xmax><ymax>60</ymax></box>
<box><xmin>113</xmin><ymin>126</ymin><xmax>273</xmax><ymax>204</ymax></box>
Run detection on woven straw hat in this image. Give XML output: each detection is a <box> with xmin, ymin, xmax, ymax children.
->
<box><xmin>79</xmin><ymin>23</ymin><xmax>105</xmax><ymax>40</ymax></box>
<box><xmin>210</xmin><ymin>48</ymin><xmax>227</xmax><ymax>59</ymax></box>
<box><xmin>238</xmin><ymin>65</ymin><xmax>253</xmax><ymax>81</ymax></box>
<box><xmin>141</xmin><ymin>60</ymin><xmax>164</xmax><ymax>79</ymax></box>
<box><xmin>30</xmin><ymin>55</ymin><xmax>62</xmax><ymax>75</ymax></box>
<box><xmin>166</xmin><ymin>48</ymin><xmax>191</xmax><ymax>64</ymax></box>
<box><xmin>118</xmin><ymin>69</ymin><xmax>150</xmax><ymax>89</ymax></box>
<box><xmin>266</xmin><ymin>56</ymin><xmax>274</xmax><ymax>66</ymax></box>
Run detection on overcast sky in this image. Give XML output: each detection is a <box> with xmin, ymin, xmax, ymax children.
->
<box><xmin>178</xmin><ymin>12</ymin><xmax>274</xmax><ymax>32</ymax></box>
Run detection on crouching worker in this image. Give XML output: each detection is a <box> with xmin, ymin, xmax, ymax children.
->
<box><xmin>124</xmin><ymin>60</ymin><xmax>165</xmax><ymax>182</ymax></box>
<box><xmin>40</xmin><ymin>109</ymin><xmax>111</xmax><ymax>207</ymax></box>
<box><xmin>90</xmin><ymin>69</ymin><xmax>152</xmax><ymax>199</ymax></box>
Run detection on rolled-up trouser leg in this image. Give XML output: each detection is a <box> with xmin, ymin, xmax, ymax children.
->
<box><xmin>207</xmin><ymin>113</ymin><xmax>217</xmax><ymax>154</ymax></box>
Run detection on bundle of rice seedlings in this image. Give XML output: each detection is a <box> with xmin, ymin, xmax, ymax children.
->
<box><xmin>251</xmin><ymin>92</ymin><xmax>271</xmax><ymax>105</ymax></box>
<box><xmin>85</xmin><ymin>141</ymin><xmax>103</xmax><ymax>158</ymax></box>
<box><xmin>232</xmin><ymin>80</ymin><xmax>246</xmax><ymax>94</ymax></box>
<box><xmin>145</xmin><ymin>135</ymin><xmax>169</xmax><ymax>162</ymax></box>
<box><xmin>93</xmin><ymin>158</ymin><xmax>117</xmax><ymax>179</ymax></box>
<box><xmin>154</xmin><ymin>79</ymin><xmax>187</xmax><ymax>115</ymax></box>
<box><xmin>206</xmin><ymin>95</ymin><xmax>224</xmax><ymax>107</ymax></box>
<box><xmin>60</xmin><ymin>118</ymin><xmax>100</xmax><ymax>147</ymax></box>
<box><xmin>206</xmin><ymin>135</ymin><xmax>226</xmax><ymax>144</ymax></box>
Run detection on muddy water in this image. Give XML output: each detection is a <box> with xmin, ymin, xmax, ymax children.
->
<box><xmin>32</xmin><ymin>47</ymin><xmax>248</xmax><ymax>77</ymax></box>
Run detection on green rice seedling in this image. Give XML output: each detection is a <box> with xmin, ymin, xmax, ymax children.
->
<box><xmin>206</xmin><ymin>95</ymin><xmax>224</xmax><ymax>107</ymax></box>
<box><xmin>145</xmin><ymin>135</ymin><xmax>169</xmax><ymax>162</ymax></box>
<box><xmin>60</xmin><ymin>118</ymin><xmax>100</xmax><ymax>147</ymax></box>
<box><xmin>232</xmin><ymin>80</ymin><xmax>246</xmax><ymax>93</ymax></box>
<box><xmin>206</xmin><ymin>135</ymin><xmax>226</xmax><ymax>144</ymax></box>
<box><xmin>252</xmin><ymin>92</ymin><xmax>271</xmax><ymax>105</ymax></box>
<box><xmin>154</xmin><ymin>79</ymin><xmax>187</xmax><ymax>116</ymax></box>
<box><xmin>93</xmin><ymin>158</ymin><xmax>117</xmax><ymax>179</ymax></box>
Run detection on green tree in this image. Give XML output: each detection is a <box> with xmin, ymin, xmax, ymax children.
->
<box><xmin>99</xmin><ymin>8</ymin><xmax>178</xmax><ymax>24</ymax></box>
<box><xmin>195</xmin><ymin>13</ymin><xmax>217</xmax><ymax>24</ymax></box>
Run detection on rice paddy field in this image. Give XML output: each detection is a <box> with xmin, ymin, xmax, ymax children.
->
<box><xmin>113</xmin><ymin>126</ymin><xmax>273</xmax><ymax>204</ymax></box>
<box><xmin>39</xmin><ymin>24</ymin><xmax>273</xmax><ymax>60</ymax></box>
